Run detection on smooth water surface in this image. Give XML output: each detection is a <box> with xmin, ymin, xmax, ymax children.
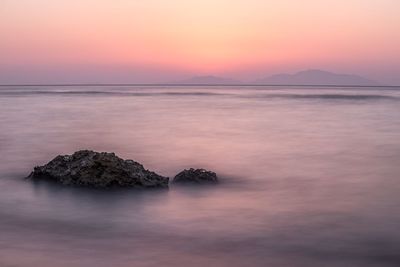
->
<box><xmin>1</xmin><ymin>85</ymin><xmax>400</xmax><ymax>267</ymax></box>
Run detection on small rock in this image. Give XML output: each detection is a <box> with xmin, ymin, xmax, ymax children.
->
<box><xmin>28</xmin><ymin>150</ymin><xmax>169</xmax><ymax>188</ymax></box>
<box><xmin>173</xmin><ymin>168</ymin><xmax>218</xmax><ymax>184</ymax></box>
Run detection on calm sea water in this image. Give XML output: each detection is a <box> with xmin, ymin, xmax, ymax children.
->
<box><xmin>0</xmin><ymin>85</ymin><xmax>400</xmax><ymax>267</ymax></box>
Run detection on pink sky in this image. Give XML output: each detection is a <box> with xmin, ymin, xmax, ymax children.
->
<box><xmin>1</xmin><ymin>0</ymin><xmax>400</xmax><ymax>84</ymax></box>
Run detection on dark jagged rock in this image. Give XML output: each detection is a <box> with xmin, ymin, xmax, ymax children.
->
<box><xmin>28</xmin><ymin>150</ymin><xmax>169</xmax><ymax>188</ymax></box>
<box><xmin>173</xmin><ymin>168</ymin><xmax>218</xmax><ymax>184</ymax></box>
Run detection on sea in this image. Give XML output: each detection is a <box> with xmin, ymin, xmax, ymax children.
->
<box><xmin>0</xmin><ymin>85</ymin><xmax>399</xmax><ymax>267</ymax></box>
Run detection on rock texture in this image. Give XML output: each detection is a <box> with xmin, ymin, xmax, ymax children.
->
<box><xmin>173</xmin><ymin>168</ymin><xmax>218</xmax><ymax>184</ymax></box>
<box><xmin>28</xmin><ymin>150</ymin><xmax>169</xmax><ymax>188</ymax></box>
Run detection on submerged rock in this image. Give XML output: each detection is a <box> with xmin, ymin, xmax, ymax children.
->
<box><xmin>173</xmin><ymin>168</ymin><xmax>218</xmax><ymax>184</ymax></box>
<box><xmin>28</xmin><ymin>150</ymin><xmax>169</xmax><ymax>188</ymax></box>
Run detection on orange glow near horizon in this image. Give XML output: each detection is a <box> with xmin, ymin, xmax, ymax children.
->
<box><xmin>1</xmin><ymin>0</ymin><xmax>400</xmax><ymax>83</ymax></box>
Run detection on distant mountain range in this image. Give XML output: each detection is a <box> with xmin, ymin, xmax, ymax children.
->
<box><xmin>172</xmin><ymin>70</ymin><xmax>379</xmax><ymax>86</ymax></box>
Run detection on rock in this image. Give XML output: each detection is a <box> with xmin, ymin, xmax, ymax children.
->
<box><xmin>28</xmin><ymin>150</ymin><xmax>169</xmax><ymax>188</ymax></box>
<box><xmin>173</xmin><ymin>168</ymin><xmax>218</xmax><ymax>184</ymax></box>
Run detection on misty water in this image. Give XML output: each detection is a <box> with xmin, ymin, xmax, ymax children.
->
<box><xmin>1</xmin><ymin>85</ymin><xmax>400</xmax><ymax>267</ymax></box>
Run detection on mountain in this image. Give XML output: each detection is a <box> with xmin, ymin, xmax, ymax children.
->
<box><xmin>170</xmin><ymin>70</ymin><xmax>380</xmax><ymax>86</ymax></box>
<box><xmin>172</xmin><ymin>75</ymin><xmax>241</xmax><ymax>85</ymax></box>
<box><xmin>255</xmin><ymin>69</ymin><xmax>379</xmax><ymax>86</ymax></box>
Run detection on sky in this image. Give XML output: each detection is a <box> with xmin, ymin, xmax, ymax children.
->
<box><xmin>1</xmin><ymin>0</ymin><xmax>400</xmax><ymax>84</ymax></box>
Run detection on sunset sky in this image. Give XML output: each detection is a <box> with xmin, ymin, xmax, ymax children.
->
<box><xmin>1</xmin><ymin>0</ymin><xmax>400</xmax><ymax>84</ymax></box>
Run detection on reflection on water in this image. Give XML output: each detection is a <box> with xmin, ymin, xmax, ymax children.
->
<box><xmin>0</xmin><ymin>85</ymin><xmax>400</xmax><ymax>267</ymax></box>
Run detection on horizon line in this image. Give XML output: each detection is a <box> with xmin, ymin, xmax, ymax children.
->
<box><xmin>0</xmin><ymin>83</ymin><xmax>399</xmax><ymax>88</ymax></box>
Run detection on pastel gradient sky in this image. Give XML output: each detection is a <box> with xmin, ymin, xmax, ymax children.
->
<box><xmin>1</xmin><ymin>0</ymin><xmax>400</xmax><ymax>84</ymax></box>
